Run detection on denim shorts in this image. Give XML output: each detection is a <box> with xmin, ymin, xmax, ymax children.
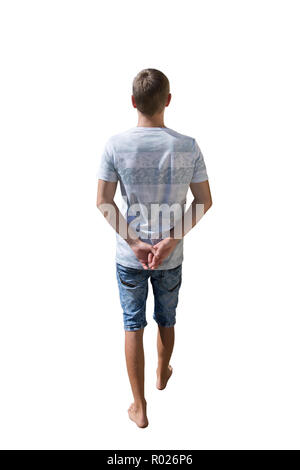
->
<box><xmin>116</xmin><ymin>262</ymin><xmax>182</xmax><ymax>331</ymax></box>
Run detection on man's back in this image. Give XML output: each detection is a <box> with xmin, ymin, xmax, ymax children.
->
<box><xmin>97</xmin><ymin>126</ymin><xmax>209</xmax><ymax>269</ymax></box>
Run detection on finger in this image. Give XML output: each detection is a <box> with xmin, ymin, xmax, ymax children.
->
<box><xmin>147</xmin><ymin>258</ymin><xmax>155</xmax><ymax>269</ymax></box>
<box><xmin>151</xmin><ymin>258</ymin><xmax>161</xmax><ymax>269</ymax></box>
<box><xmin>151</xmin><ymin>262</ymin><xmax>159</xmax><ymax>269</ymax></box>
<box><xmin>148</xmin><ymin>254</ymin><xmax>161</xmax><ymax>270</ymax></box>
<box><xmin>148</xmin><ymin>252</ymin><xmax>157</xmax><ymax>266</ymax></box>
<box><xmin>154</xmin><ymin>255</ymin><xmax>163</xmax><ymax>269</ymax></box>
<box><xmin>147</xmin><ymin>248</ymin><xmax>156</xmax><ymax>267</ymax></box>
<box><xmin>141</xmin><ymin>262</ymin><xmax>148</xmax><ymax>270</ymax></box>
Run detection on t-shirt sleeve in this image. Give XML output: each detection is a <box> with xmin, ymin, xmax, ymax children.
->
<box><xmin>97</xmin><ymin>139</ymin><xmax>119</xmax><ymax>182</ymax></box>
<box><xmin>190</xmin><ymin>139</ymin><xmax>209</xmax><ymax>183</ymax></box>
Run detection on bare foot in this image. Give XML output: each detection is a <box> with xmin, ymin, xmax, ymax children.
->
<box><xmin>128</xmin><ymin>400</ymin><xmax>149</xmax><ymax>428</ymax></box>
<box><xmin>156</xmin><ymin>365</ymin><xmax>173</xmax><ymax>390</ymax></box>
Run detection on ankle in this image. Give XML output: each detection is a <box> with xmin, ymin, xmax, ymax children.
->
<box><xmin>134</xmin><ymin>398</ymin><xmax>147</xmax><ymax>410</ymax></box>
<box><xmin>156</xmin><ymin>365</ymin><xmax>169</xmax><ymax>377</ymax></box>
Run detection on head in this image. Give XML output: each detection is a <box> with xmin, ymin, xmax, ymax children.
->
<box><xmin>132</xmin><ymin>68</ymin><xmax>171</xmax><ymax>118</ymax></box>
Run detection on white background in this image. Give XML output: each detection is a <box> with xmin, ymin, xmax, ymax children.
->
<box><xmin>0</xmin><ymin>0</ymin><xmax>299</xmax><ymax>450</ymax></box>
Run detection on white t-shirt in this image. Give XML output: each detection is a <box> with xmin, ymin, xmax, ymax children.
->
<box><xmin>97</xmin><ymin>126</ymin><xmax>208</xmax><ymax>269</ymax></box>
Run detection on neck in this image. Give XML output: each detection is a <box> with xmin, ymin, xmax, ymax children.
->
<box><xmin>137</xmin><ymin>113</ymin><xmax>166</xmax><ymax>128</ymax></box>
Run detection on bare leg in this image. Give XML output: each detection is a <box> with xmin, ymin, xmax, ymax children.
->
<box><xmin>156</xmin><ymin>325</ymin><xmax>174</xmax><ymax>390</ymax></box>
<box><xmin>125</xmin><ymin>329</ymin><xmax>148</xmax><ymax>428</ymax></box>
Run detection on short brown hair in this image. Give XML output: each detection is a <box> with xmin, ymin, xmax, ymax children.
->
<box><xmin>132</xmin><ymin>68</ymin><xmax>170</xmax><ymax>117</ymax></box>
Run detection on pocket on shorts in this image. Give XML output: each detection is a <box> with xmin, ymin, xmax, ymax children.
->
<box><xmin>118</xmin><ymin>273</ymin><xmax>137</xmax><ymax>288</ymax></box>
<box><xmin>116</xmin><ymin>264</ymin><xmax>148</xmax><ymax>288</ymax></box>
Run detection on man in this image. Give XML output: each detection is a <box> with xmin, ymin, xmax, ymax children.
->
<box><xmin>96</xmin><ymin>68</ymin><xmax>212</xmax><ymax>428</ymax></box>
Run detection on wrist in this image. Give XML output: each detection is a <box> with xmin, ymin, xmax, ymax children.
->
<box><xmin>127</xmin><ymin>236</ymin><xmax>139</xmax><ymax>247</ymax></box>
<box><xmin>127</xmin><ymin>230</ymin><xmax>141</xmax><ymax>247</ymax></box>
<box><xmin>165</xmin><ymin>236</ymin><xmax>180</xmax><ymax>246</ymax></box>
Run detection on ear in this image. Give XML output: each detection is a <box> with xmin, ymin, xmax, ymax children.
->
<box><xmin>131</xmin><ymin>95</ymin><xmax>136</xmax><ymax>108</ymax></box>
<box><xmin>166</xmin><ymin>93</ymin><xmax>172</xmax><ymax>107</ymax></box>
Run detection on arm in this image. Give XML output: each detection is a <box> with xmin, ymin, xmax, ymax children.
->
<box><xmin>170</xmin><ymin>180</ymin><xmax>213</xmax><ymax>237</ymax></box>
<box><xmin>147</xmin><ymin>180</ymin><xmax>213</xmax><ymax>269</ymax></box>
<box><xmin>96</xmin><ymin>179</ymin><xmax>155</xmax><ymax>269</ymax></box>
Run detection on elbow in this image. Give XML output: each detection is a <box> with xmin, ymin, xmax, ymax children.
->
<box><xmin>205</xmin><ymin>199</ymin><xmax>213</xmax><ymax>212</ymax></box>
<box><xmin>97</xmin><ymin>198</ymin><xmax>113</xmax><ymax>210</ymax></box>
<box><xmin>195</xmin><ymin>197</ymin><xmax>213</xmax><ymax>212</ymax></box>
<box><xmin>97</xmin><ymin>200</ymin><xmax>106</xmax><ymax>210</ymax></box>
<box><xmin>97</xmin><ymin>197</ymin><xmax>108</xmax><ymax>207</ymax></box>
<box><xmin>201</xmin><ymin>198</ymin><xmax>213</xmax><ymax>213</ymax></box>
